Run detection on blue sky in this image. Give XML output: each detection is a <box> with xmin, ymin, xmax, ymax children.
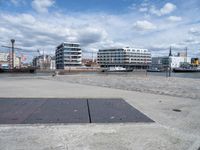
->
<box><xmin>0</xmin><ymin>0</ymin><xmax>200</xmax><ymax>60</ymax></box>
<box><xmin>1</xmin><ymin>0</ymin><xmax>197</xmax><ymax>15</ymax></box>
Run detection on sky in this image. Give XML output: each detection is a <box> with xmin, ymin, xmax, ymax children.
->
<box><xmin>0</xmin><ymin>0</ymin><xmax>200</xmax><ymax>60</ymax></box>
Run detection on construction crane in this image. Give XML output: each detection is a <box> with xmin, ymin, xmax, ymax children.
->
<box><xmin>82</xmin><ymin>50</ymin><xmax>97</xmax><ymax>62</ymax></box>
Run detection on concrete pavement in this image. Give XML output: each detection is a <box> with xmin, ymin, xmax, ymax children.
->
<box><xmin>0</xmin><ymin>76</ymin><xmax>199</xmax><ymax>150</ymax></box>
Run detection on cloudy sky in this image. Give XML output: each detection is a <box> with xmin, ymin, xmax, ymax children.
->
<box><xmin>0</xmin><ymin>0</ymin><xmax>200</xmax><ymax>60</ymax></box>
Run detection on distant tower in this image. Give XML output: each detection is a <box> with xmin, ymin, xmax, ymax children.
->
<box><xmin>169</xmin><ymin>46</ymin><xmax>172</xmax><ymax>57</ymax></box>
<box><xmin>11</xmin><ymin>39</ymin><xmax>15</xmax><ymax>69</ymax></box>
<box><xmin>168</xmin><ymin>46</ymin><xmax>172</xmax><ymax>77</ymax></box>
<box><xmin>185</xmin><ymin>47</ymin><xmax>188</xmax><ymax>63</ymax></box>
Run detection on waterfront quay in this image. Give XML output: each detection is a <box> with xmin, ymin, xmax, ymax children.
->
<box><xmin>0</xmin><ymin>74</ymin><xmax>200</xmax><ymax>150</ymax></box>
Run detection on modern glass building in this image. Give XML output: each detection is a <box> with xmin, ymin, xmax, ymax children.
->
<box><xmin>97</xmin><ymin>47</ymin><xmax>151</xmax><ymax>69</ymax></box>
<box><xmin>55</xmin><ymin>43</ymin><xmax>82</xmax><ymax>69</ymax></box>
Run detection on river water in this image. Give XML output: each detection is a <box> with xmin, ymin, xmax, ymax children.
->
<box><xmin>147</xmin><ymin>72</ymin><xmax>200</xmax><ymax>79</ymax></box>
<box><xmin>98</xmin><ymin>72</ymin><xmax>200</xmax><ymax>79</ymax></box>
<box><xmin>0</xmin><ymin>71</ymin><xmax>200</xmax><ymax>79</ymax></box>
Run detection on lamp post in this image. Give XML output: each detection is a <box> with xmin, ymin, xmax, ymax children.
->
<box><xmin>11</xmin><ymin>39</ymin><xmax>15</xmax><ymax>69</ymax></box>
<box><xmin>168</xmin><ymin>46</ymin><xmax>172</xmax><ymax>77</ymax></box>
<box><xmin>169</xmin><ymin>57</ymin><xmax>171</xmax><ymax>77</ymax></box>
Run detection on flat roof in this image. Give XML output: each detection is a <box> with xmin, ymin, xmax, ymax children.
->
<box><xmin>99</xmin><ymin>47</ymin><xmax>148</xmax><ymax>50</ymax></box>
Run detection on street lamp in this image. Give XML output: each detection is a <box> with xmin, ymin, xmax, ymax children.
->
<box><xmin>11</xmin><ymin>39</ymin><xmax>15</xmax><ymax>69</ymax></box>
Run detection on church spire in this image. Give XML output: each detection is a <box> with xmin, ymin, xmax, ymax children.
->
<box><xmin>169</xmin><ymin>46</ymin><xmax>172</xmax><ymax>57</ymax></box>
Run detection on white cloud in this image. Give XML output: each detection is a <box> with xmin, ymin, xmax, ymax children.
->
<box><xmin>184</xmin><ymin>38</ymin><xmax>200</xmax><ymax>45</ymax></box>
<box><xmin>189</xmin><ymin>28</ymin><xmax>200</xmax><ymax>36</ymax></box>
<box><xmin>160</xmin><ymin>3</ymin><xmax>176</xmax><ymax>15</ymax></box>
<box><xmin>10</xmin><ymin>0</ymin><xmax>19</xmax><ymax>5</ymax></box>
<box><xmin>10</xmin><ymin>0</ymin><xmax>25</xmax><ymax>6</ymax></box>
<box><xmin>31</xmin><ymin>0</ymin><xmax>55</xmax><ymax>13</ymax></box>
<box><xmin>133</xmin><ymin>20</ymin><xmax>157</xmax><ymax>31</ymax></box>
<box><xmin>138</xmin><ymin>1</ymin><xmax>150</xmax><ymax>12</ymax></box>
<box><xmin>139</xmin><ymin>7</ymin><xmax>148</xmax><ymax>12</ymax></box>
<box><xmin>77</xmin><ymin>27</ymin><xmax>107</xmax><ymax>45</ymax></box>
<box><xmin>128</xmin><ymin>3</ymin><xmax>137</xmax><ymax>10</ymax></box>
<box><xmin>150</xmin><ymin>3</ymin><xmax>176</xmax><ymax>16</ymax></box>
<box><xmin>176</xmin><ymin>37</ymin><xmax>200</xmax><ymax>48</ymax></box>
<box><xmin>0</xmin><ymin>13</ymin><xmax>112</xmax><ymax>53</ymax></box>
<box><xmin>1</xmin><ymin>13</ymin><xmax>36</xmax><ymax>29</ymax></box>
<box><xmin>0</xmin><ymin>2</ymin><xmax>199</xmax><ymax>60</ymax></box>
<box><xmin>167</xmin><ymin>16</ymin><xmax>182</xmax><ymax>22</ymax></box>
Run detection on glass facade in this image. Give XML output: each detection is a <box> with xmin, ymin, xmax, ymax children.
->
<box><xmin>97</xmin><ymin>48</ymin><xmax>151</xmax><ymax>69</ymax></box>
<box><xmin>55</xmin><ymin>43</ymin><xmax>82</xmax><ymax>69</ymax></box>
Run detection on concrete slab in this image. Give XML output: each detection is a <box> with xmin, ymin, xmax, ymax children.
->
<box><xmin>0</xmin><ymin>76</ymin><xmax>200</xmax><ymax>149</ymax></box>
<box><xmin>0</xmin><ymin>124</ymin><xmax>198</xmax><ymax>150</ymax></box>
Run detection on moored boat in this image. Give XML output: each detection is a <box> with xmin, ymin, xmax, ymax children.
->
<box><xmin>102</xmin><ymin>67</ymin><xmax>132</xmax><ymax>72</ymax></box>
<box><xmin>147</xmin><ymin>68</ymin><xmax>162</xmax><ymax>72</ymax></box>
<box><xmin>0</xmin><ymin>67</ymin><xmax>36</xmax><ymax>73</ymax></box>
<box><xmin>173</xmin><ymin>67</ymin><xmax>200</xmax><ymax>73</ymax></box>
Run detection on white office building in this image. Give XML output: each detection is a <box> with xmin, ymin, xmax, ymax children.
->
<box><xmin>170</xmin><ymin>56</ymin><xmax>190</xmax><ymax>68</ymax></box>
<box><xmin>97</xmin><ymin>47</ymin><xmax>151</xmax><ymax>69</ymax></box>
<box><xmin>152</xmin><ymin>55</ymin><xmax>191</xmax><ymax>69</ymax></box>
<box><xmin>55</xmin><ymin>43</ymin><xmax>82</xmax><ymax>69</ymax></box>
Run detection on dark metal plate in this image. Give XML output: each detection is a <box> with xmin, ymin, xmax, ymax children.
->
<box><xmin>88</xmin><ymin>98</ymin><xmax>154</xmax><ymax>123</ymax></box>
<box><xmin>22</xmin><ymin>99</ymin><xmax>90</xmax><ymax>124</ymax></box>
<box><xmin>0</xmin><ymin>98</ymin><xmax>46</xmax><ymax>124</ymax></box>
<box><xmin>0</xmin><ymin>98</ymin><xmax>154</xmax><ymax>124</ymax></box>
